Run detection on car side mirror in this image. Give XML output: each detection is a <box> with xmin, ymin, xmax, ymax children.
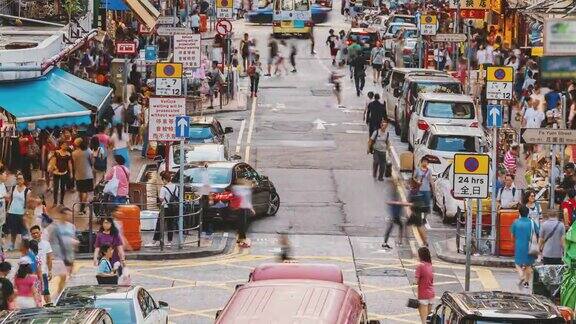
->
<box><xmin>158</xmin><ymin>301</ymin><xmax>169</xmax><ymax>308</ymax></box>
<box><xmin>224</xmin><ymin>127</ymin><xmax>233</xmax><ymax>134</ymax></box>
<box><xmin>231</xmin><ymin>154</ymin><xmax>242</xmax><ymax>160</ymax></box>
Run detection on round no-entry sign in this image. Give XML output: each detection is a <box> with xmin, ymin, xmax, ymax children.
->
<box><xmin>494</xmin><ymin>68</ymin><xmax>506</xmax><ymax>80</ymax></box>
<box><xmin>216</xmin><ymin>19</ymin><xmax>233</xmax><ymax>36</ymax></box>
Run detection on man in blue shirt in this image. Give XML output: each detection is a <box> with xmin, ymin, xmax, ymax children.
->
<box><xmin>545</xmin><ymin>84</ymin><xmax>561</xmax><ymax>111</ymax></box>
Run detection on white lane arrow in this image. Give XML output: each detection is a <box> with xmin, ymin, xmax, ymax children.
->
<box><xmin>489</xmin><ymin>105</ymin><xmax>500</xmax><ymax>126</ymax></box>
<box><xmin>177</xmin><ymin>117</ymin><xmax>188</xmax><ymax>136</ymax></box>
<box><xmin>313</xmin><ymin>119</ymin><xmax>326</xmax><ymax>130</ymax></box>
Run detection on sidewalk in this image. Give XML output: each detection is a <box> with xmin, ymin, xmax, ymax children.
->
<box><xmin>386</xmin><ymin>144</ymin><xmax>515</xmax><ymax>268</ymax></box>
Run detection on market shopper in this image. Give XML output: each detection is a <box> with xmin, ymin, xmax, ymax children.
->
<box><xmin>555</xmin><ymin>163</ymin><xmax>576</xmax><ymax>205</ymax></box>
<box><xmin>18</xmin><ymin>130</ymin><xmax>35</xmax><ymax>183</ymax></box>
<box><xmin>14</xmin><ymin>258</ymin><xmax>41</xmax><ymax>309</ymax></box>
<box><xmin>368</xmin><ymin>120</ymin><xmax>389</xmax><ymax>181</ymax></box>
<box><xmin>93</xmin><ymin>218</ymin><xmax>126</xmax><ymax>275</ymax></box>
<box><xmin>51</xmin><ymin>141</ymin><xmax>73</xmax><ymax>206</ymax></box>
<box><xmin>104</xmin><ymin>155</ymin><xmax>130</xmax><ymax>204</ymax></box>
<box><xmin>524</xmin><ymin>189</ymin><xmax>542</xmax><ymax>223</ymax></box>
<box><xmin>72</xmin><ymin>138</ymin><xmax>94</xmax><ymax>215</ymax></box>
<box><xmin>539</xmin><ymin>212</ymin><xmax>565</xmax><ymax>265</ymax></box>
<box><xmin>562</xmin><ymin>189</ymin><xmax>576</xmax><ymax>226</ymax></box>
<box><xmin>511</xmin><ymin>205</ymin><xmax>539</xmax><ymax>289</ymax></box>
<box><xmin>6</xmin><ymin>174</ymin><xmax>30</xmax><ymax>251</ymax></box>
<box><xmin>415</xmin><ymin>246</ymin><xmax>434</xmax><ymax>324</ymax></box>
<box><xmin>497</xmin><ymin>174</ymin><xmax>522</xmax><ymax>209</ymax></box>
<box><xmin>148</xmin><ymin>171</ymin><xmax>179</xmax><ymax>248</ymax></box>
<box><xmin>248</xmin><ymin>54</ymin><xmax>263</xmax><ymax>97</ymax></box>
<box><xmin>503</xmin><ymin>144</ymin><xmax>519</xmax><ymax>176</ymax></box>
<box><xmin>29</xmin><ymin>225</ymin><xmax>53</xmax><ymax>305</ymax></box>
<box><xmin>89</xmin><ymin>136</ymin><xmax>107</xmax><ymax>184</ymax></box>
<box><xmin>47</xmin><ymin>206</ymin><xmax>78</xmax><ymax>297</ymax></box>
<box><xmin>0</xmin><ymin>262</ymin><xmax>15</xmax><ymax>310</ymax></box>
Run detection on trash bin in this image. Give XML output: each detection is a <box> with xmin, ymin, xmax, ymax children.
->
<box><xmin>117</xmin><ymin>205</ymin><xmax>142</xmax><ymax>251</ymax></box>
<box><xmin>497</xmin><ymin>209</ymin><xmax>519</xmax><ymax>256</ymax></box>
<box><xmin>200</xmin><ymin>14</ymin><xmax>208</xmax><ymax>32</ymax></box>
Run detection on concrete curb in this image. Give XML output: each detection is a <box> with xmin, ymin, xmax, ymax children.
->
<box><xmin>434</xmin><ymin>240</ymin><xmax>515</xmax><ymax>268</ymax></box>
<box><xmin>76</xmin><ymin>232</ymin><xmax>236</xmax><ymax>261</ymax></box>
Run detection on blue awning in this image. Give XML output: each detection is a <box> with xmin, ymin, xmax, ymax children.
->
<box><xmin>48</xmin><ymin>68</ymin><xmax>113</xmax><ymax>110</ymax></box>
<box><xmin>0</xmin><ymin>77</ymin><xmax>92</xmax><ymax>130</ymax></box>
<box><xmin>102</xmin><ymin>0</ymin><xmax>130</xmax><ymax>11</ymax></box>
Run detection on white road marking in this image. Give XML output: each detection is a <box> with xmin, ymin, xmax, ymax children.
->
<box><xmin>343</xmin><ymin>122</ymin><xmax>366</xmax><ymax>126</ymax></box>
<box><xmin>244</xmin><ymin>98</ymin><xmax>258</xmax><ymax>164</ymax></box>
<box><xmin>235</xmin><ymin>119</ymin><xmax>246</xmax><ymax>155</ymax></box>
<box><xmin>345</xmin><ymin>130</ymin><xmax>365</xmax><ymax>134</ymax></box>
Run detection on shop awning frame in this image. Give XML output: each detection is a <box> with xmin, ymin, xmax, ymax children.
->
<box><xmin>48</xmin><ymin>68</ymin><xmax>113</xmax><ymax>111</ymax></box>
<box><xmin>123</xmin><ymin>0</ymin><xmax>160</xmax><ymax>30</ymax></box>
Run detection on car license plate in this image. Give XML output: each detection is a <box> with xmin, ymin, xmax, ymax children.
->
<box><xmin>293</xmin><ymin>20</ymin><xmax>305</xmax><ymax>28</ymax></box>
<box><xmin>281</xmin><ymin>21</ymin><xmax>292</xmax><ymax>27</ymax></box>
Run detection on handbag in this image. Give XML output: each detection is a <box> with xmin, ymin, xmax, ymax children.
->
<box><xmin>103</xmin><ymin>167</ymin><xmax>119</xmax><ymax>196</ymax></box>
<box><xmin>407</xmin><ymin>298</ymin><xmax>420</xmax><ymax>309</ymax></box>
<box><xmin>528</xmin><ymin>220</ymin><xmax>540</xmax><ymax>257</ymax></box>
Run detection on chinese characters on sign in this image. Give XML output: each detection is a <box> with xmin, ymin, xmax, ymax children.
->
<box><xmin>520</xmin><ymin>129</ymin><xmax>576</xmax><ymax>145</ymax></box>
<box><xmin>453</xmin><ymin>154</ymin><xmax>490</xmax><ymax>199</ymax></box>
<box><xmin>155</xmin><ymin>63</ymin><xmax>183</xmax><ymax>96</ymax></box>
<box><xmin>486</xmin><ymin>66</ymin><xmax>514</xmax><ymax>100</ymax></box>
<box><xmin>449</xmin><ymin>0</ymin><xmax>489</xmax><ymax>9</ymax></box>
<box><xmin>419</xmin><ymin>15</ymin><xmax>438</xmax><ymax>36</ymax></box>
<box><xmin>148</xmin><ymin>97</ymin><xmax>187</xmax><ymax>142</ymax></box>
<box><xmin>174</xmin><ymin>34</ymin><xmax>201</xmax><ymax>75</ymax></box>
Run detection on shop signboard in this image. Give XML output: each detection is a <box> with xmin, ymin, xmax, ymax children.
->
<box><xmin>174</xmin><ymin>34</ymin><xmax>201</xmax><ymax>74</ymax></box>
<box><xmin>452</xmin><ymin>154</ymin><xmax>490</xmax><ymax>199</ymax></box>
<box><xmin>432</xmin><ymin>33</ymin><xmax>467</xmax><ymax>42</ymax></box>
<box><xmin>544</xmin><ymin>18</ymin><xmax>576</xmax><ymax>55</ymax></box>
<box><xmin>419</xmin><ymin>15</ymin><xmax>438</xmax><ymax>36</ymax></box>
<box><xmin>541</xmin><ymin>56</ymin><xmax>576</xmax><ymax>79</ymax></box>
<box><xmin>449</xmin><ymin>0</ymin><xmax>489</xmax><ymax>10</ymax></box>
<box><xmin>155</xmin><ymin>63</ymin><xmax>183</xmax><ymax>96</ymax></box>
<box><xmin>216</xmin><ymin>0</ymin><xmax>233</xmax><ymax>19</ymax></box>
<box><xmin>486</xmin><ymin>66</ymin><xmax>513</xmax><ymax>100</ymax></box>
<box><xmin>157</xmin><ymin>15</ymin><xmax>179</xmax><ymax>25</ymax></box>
<box><xmin>115</xmin><ymin>42</ymin><xmax>137</xmax><ymax>55</ymax></box>
<box><xmin>148</xmin><ymin>97</ymin><xmax>186</xmax><ymax>142</ymax></box>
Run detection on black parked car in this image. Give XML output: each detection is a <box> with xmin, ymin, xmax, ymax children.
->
<box><xmin>428</xmin><ymin>291</ymin><xmax>568</xmax><ymax>324</ymax></box>
<box><xmin>177</xmin><ymin>161</ymin><xmax>280</xmax><ymax>222</ymax></box>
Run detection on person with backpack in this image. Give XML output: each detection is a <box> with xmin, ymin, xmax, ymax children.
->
<box><xmin>90</xmin><ymin>137</ymin><xmax>107</xmax><ymax>184</ymax></box>
<box><xmin>125</xmin><ymin>95</ymin><xmax>142</xmax><ymax>150</ymax></box>
<box><xmin>71</xmin><ymin>138</ymin><xmax>94</xmax><ymax>215</ymax></box>
<box><xmin>147</xmin><ymin>171</ymin><xmax>179</xmax><ymax>247</ymax></box>
<box><xmin>109</xmin><ymin>124</ymin><xmax>131</xmax><ymax>169</ymax></box>
<box><xmin>562</xmin><ymin>189</ymin><xmax>576</xmax><ymax>226</ymax></box>
<box><xmin>367</xmin><ymin>120</ymin><xmax>389</xmax><ymax>181</ymax></box>
<box><xmin>6</xmin><ymin>174</ymin><xmax>29</xmax><ymax>251</ymax></box>
<box><xmin>497</xmin><ymin>174</ymin><xmax>522</xmax><ymax>209</ymax></box>
<box><xmin>539</xmin><ymin>211</ymin><xmax>565</xmax><ymax>265</ymax></box>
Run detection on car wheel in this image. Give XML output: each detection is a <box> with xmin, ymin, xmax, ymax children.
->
<box><xmin>394</xmin><ymin>110</ymin><xmax>400</xmax><ymax>135</ymax></box>
<box><xmin>267</xmin><ymin>191</ymin><xmax>280</xmax><ymax>216</ymax></box>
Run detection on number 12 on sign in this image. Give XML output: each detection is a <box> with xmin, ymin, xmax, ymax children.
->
<box><xmin>487</xmin><ymin>82</ymin><xmax>512</xmax><ymax>100</ymax></box>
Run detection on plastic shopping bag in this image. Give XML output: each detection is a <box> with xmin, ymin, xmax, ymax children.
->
<box><xmin>118</xmin><ymin>267</ymin><xmax>132</xmax><ymax>286</ymax></box>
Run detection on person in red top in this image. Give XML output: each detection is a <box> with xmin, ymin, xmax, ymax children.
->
<box><xmin>416</xmin><ymin>246</ymin><xmax>434</xmax><ymax>324</ymax></box>
<box><xmin>18</xmin><ymin>130</ymin><xmax>35</xmax><ymax>182</ymax></box>
<box><xmin>562</xmin><ymin>189</ymin><xmax>576</xmax><ymax>226</ymax></box>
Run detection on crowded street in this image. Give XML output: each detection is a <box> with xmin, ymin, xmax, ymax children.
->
<box><xmin>1</xmin><ymin>0</ymin><xmax>576</xmax><ymax>322</ymax></box>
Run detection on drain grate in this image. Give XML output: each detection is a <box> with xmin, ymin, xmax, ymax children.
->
<box><xmin>311</xmin><ymin>89</ymin><xmax>333</xmax><ymax>97</ymax></box>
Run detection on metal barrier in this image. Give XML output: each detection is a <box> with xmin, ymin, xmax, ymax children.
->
<box><xmin>71</xmin><ymin>198</ymin><xmax>203</xmax><ymax>254</ymax></box>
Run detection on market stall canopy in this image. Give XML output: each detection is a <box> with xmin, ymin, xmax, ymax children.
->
<box><xmin>0</xmin><ymin>76</ymin><xmax>92</xmax><ymax>130</ymax></box>
<box><xmin>101</xmin><ymin>0</ymin><xmax>130</xmax><ymax>11</ymax></box>
<box><xmin>48</xmin><ymin>68</ymin><xmax>113</xmax><ymax>110</ymax></box>
<box><xmin>124</xmin><ymin>0</ymin><xmax>160</xmax><ymax>30</ymax></box>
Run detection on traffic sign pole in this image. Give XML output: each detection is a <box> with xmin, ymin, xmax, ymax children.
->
<box><xmin>490</xmin><ymin>114</ymin><xmax>498</xmax><ymax>254</ymax></box>
<box><xmin>465</xmin><ymin>198</ymin><xmax>472</xmax><ymax>291</ymax></box>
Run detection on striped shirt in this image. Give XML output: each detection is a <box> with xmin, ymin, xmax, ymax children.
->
<box><xmin>503</xmin><ymin>150</ymin><xmax>517</xmax><ymax>175</ymax></box>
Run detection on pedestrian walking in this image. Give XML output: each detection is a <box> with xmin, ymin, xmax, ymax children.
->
<box><xmin>240</xmin><ymin>33</ymin><xmax>250</xmax><ymax>74</ymax></box>
<box><xmin>524</xmin><ymin>189</ymin><xmax>542</xmax><ymax>223</ymax></box>
<box><xmin>103</xmin><ymin>155</ymin><xmax>130</xmax><ymax>204</ymax></box>
<box><xmin>147</xmin><ymin>171</ymin><xmax>178</xmax><ymax>248</ymax></box>
<box><xmin>415</xmin><ymin>246</ymin><xmax>434</xmax><ymax>324</ymax></box>
<box><xmin>289</xmin><ymin>43</ymin><xmax>297</xmax><ymax>73</ymax></box>
<box><xmin>503</xmin><ymin>143</ymin><xmax>519</xmax><ymax>176</ymax></box>
<box><xmin>365</xmin><ymin>94</ymin><xmax>387</xmax><ymax>137</ymax></box>
<box><xmin>265</xmin><ymin>35</ymin><xmax>278</xmax><ymax>76</ymax></box>
<box><xmin>72</xmin><ymin>138</ymin><xmax>94</xmax><ymax>215</ymax></box>
<box><xmin>310</xmin><ymin>25</ymin><xmax>316</xmax><ymax>55</ymax></box>
<box><xmin>561</xmin><ymin>189</ymin><xmax>576</xmax><ymax>226</ymax></box>
<box><xmin>0</xmin><ymin>262</ymin><xmax>15</xmax><ymax>310</ymax></box>
<box><xmin>347</xmin><ymin>39</ymin><xmax>361</xmax><ymax>79</ymax></box>
<box><xmin>93</xmin><ymin>218</ymin><xmax>126</xmax><ymax>275</ymax></box>
<box><xmin>51</xmin><ymin>141</ymin><xmax>72</xmax><ymax>207</ymax></box>
<box><xmin>90</xmin><ymin>137</ymin><xmax>107</xmax><ymax>184</ymax></box>
<box><xmin>368</xmin><ymin>120</ymin><xmax>389</xmax><ymax>181</ymax></box>
<box><xmin>230</xmin><ymin>178</ymin><xmax>254</xmax><ymax>248</ymax></box>
<box><xmin>410</xmin><ymin>157</ymin><xmax>433</xmax><ymax>246</ymax></box>
<box><xmin>497</xmin><ymin>174</ymin><xmax>521</xmax><ymax>209</ymax></box>
<box><xmin>30</xmin><ymin>225</ymin><xmax>53</xmax><ymax>306</ymax></box>
<box><xmin>109</xmin><ymin>124</ymin><xmax>131</xmax><ymax>169</ymax></box>
<box><xmin>126</xmin><ymin>95</ymin><xmax>142</xmax><ymax>149</ymax></box>
<box><xmin>393</xmin><ymin>33</ymin><xmax>405</xmax><ymax>68</ymax></box>
<box><xmin>6</xmin><ymin>174</ymin><xmax>30</xmax><ymax>251</ymax></box>
<box><xmin>47</xmin><ymin>206</ymin><xmax>77</xmax><ymax>297</ymax></box>
<box><xmin>382</xmin><ymin>190</ymin><xmax>407</xmax><ymax>249</ymax></box>
<box><xmin>326</xmin><ymin>29</ymin><xmax>339</xmax><ymax>66</ymax></box>
<box><xmin>329</xmin><ymin>71</ymin><xmax>344</xmax><ymax>108</ymax></box>
<box><xmin>370</xmin><ymin>42</ymin><xmax>385</xmax><ymax>83</ymax></box>
<box><xmin>18</xmin><ymin>130</ymin><xmax>35</xmax><ymax>183</ymax></box>
<box><xmin>248</xmin><ymin>54</ymin><xmax>263</xmax><ymax>98</ymax></box>
<box><xmin>539</xmin><ymin>212</ymin><xmax>565</xmax><ymax>265</ymax></box>
<box><xmin>274</xmin><ymin>40</ymin><xmax>288</xmax><ymax>76</ymax></box>
<box><xmin>511</xmin><ymin>205</ymin><xmax>539</xmax><ymax>289</ymax></box>
<box><xmin>14</xmin><ymin>258</ymin><xmax>41</xmax><ymax>309</ymax></box>
<box><xmin>351</xmin><ymin>54</ymin><xmax>366</xmax><ymax>96</ymax></box>
<box><xmin>96</xmin><ymin>244</ymin><xmax>118</xmax><ymax>284</ymax></box>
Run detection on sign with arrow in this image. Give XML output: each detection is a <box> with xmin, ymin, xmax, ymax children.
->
<box><xmin>175</xmin><ymin>116</ymin><xmax>190</xmax><ymax>138</ymax></box>
<box><xmin>520</xmin><ymin>128</ymin><xmax>576</xmax><ymax>145</ymax></box>
<box><xmin>486</xmin><ymin>104</ymin><xmax>502</xmax><ymax>128</ymax></box>
<box><xmin>313</xmin><ymin>119</ymin><xmax>337</xmax><ymax>130</ymax></box>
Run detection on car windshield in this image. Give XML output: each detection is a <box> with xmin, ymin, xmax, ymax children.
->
<box><xmin>189</xmin><ymin>125</ymin><xmax>215</xmax><ymax>140</ymax></box>
<box><xmin>414</xmin><ymin>82</ymin><xmax>462</xmax><ymax>95</ymax></box>
<box><xmin>392</xmin><ymin>16</ymin><xmax>414</xmax><ymax>24</ymax></box>
<box><xmin>350</xmin><ymin>33</ymin><xmax>377</xmax><ymax>45</ymax></box>
<box><xmin>174</xmin><ymin>147</ymin><xmax>224</xmax><ymax>164</ymax></box>
<box><xmin>94</xmin><ymin>299</ymin><xmax>136</xmax><ymax>324</ymax></box>
<box><xmin>429</xmin><ymin>135</ymin><xmax>477</xmax><ymax>152</ymax></box>
<box><xmin>183</xmin><ymin>167</ymin><xmax>232</xmax><ymax>185</ymax></box>
<box><xmin>389</xmin><ymin>26</ymin><xmax>416</xmax><ymax>38</ymax></box>
<box><xmin>424</xmin><ymin>102</ymin><xmax>475</xmax><ymax>119</ymax></box>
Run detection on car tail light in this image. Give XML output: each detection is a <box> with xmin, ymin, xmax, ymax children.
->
<box><xmin>305</xmin><ymin>20</ymin><xmax>314</xmax><ymax>27</ymax></box>
<box><xmin>417</xmin><ymin>119</ymin><xmax>429</xmax><ymax>131</ymax></box>
<box><xmin>424</xmin><ymin>155</ymin><xmax>441</xmax><ymax>164</ymax></box>
<box><xmin>273</xmin><ymin>21</ymin><xmax>280</xmax><ymax>27</ymax></box>
<box><xmin>470</xmin><ymin>121</ymin><xmax>479</xmax><ymax>127</ymax></box>
<box><xmin>212</xmin><ymin>190</ymin><xmax>234</xmax><ymax>201</ymax></box>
